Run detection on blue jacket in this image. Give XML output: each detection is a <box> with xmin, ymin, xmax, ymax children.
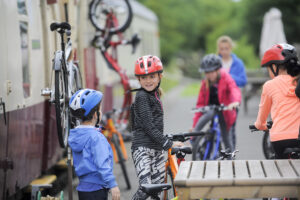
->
<box><xmin>68</xmin><ymin>126</ymin><xmax>117</xmax><ymax>189</ymax></box>
<box><xmin>221</xmin><ymin>53</ymin><xmax>247</xmax><ymax>87</ymax></box>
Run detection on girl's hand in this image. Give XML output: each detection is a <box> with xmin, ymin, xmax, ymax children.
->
<box><xmin>228</xmin><ymin>102</ymin><xmax>239</xmax><ymax>110</ymax></box>
<box><xmin>111</xmin><ymin>186</ymin><xmax>120</xmax><ymax>200</ymax></box>
<box><xmin>172</xmin><ymin>141</ymin><xmax>184</xmax><ymax>147</ymax></box>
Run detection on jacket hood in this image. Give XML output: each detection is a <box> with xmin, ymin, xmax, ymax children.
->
<box><xmin>68</xmin><ymin>127</ymin><xmax>95</xmax><ymax>152</ymax></box>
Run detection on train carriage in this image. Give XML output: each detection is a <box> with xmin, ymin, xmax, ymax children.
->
<box><xmin>0</xmin><ymin>0</ymin><xmax>159</xmax><ymax>199</ymax></box>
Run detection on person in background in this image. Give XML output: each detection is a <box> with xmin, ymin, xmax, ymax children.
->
<box><xmin>217</xmin><ymin>35</ymin><xmax>247</xmax><ymax>148</ymax></box>
<box><xmin>254</xmin><ymin>44</ymin><xmax>300</xmax><ymax>159</ymax></box>
<box><xmin>131</xmin><ymin>55</ymin><xmax>183</xmax><ymax>200</ymax></box>
<box><xmin>68</xmin><ymin>89</ymin><xmax>120</xmax><ymax>200</ymax></box>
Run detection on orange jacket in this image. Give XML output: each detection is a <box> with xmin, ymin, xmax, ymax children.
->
<box><xmin>255</xmin><ymin>75</ymin><xmax>300</xmax><ymax>142</ymax></box>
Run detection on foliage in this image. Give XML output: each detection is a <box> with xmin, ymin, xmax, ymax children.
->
<box><xmin>181</xmin><ymin>82</ymin><xmax>201</xmax><ymax>97</ymax></box>
<box><xmin>137</xmin><ymin>0</ymin><xmax>300</xmax><ymax>73</ymax></box>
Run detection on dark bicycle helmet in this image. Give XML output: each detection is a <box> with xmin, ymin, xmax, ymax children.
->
<box><xmin>261</xmin><ymin>43</ymin><xmax>300</xmax><ymax>76</ymax></box>
<box><xmin>200</xmin><ymin>54</ymin><xmax>222</xmax><ymax>73</ymax></box>
<box><xmin>69</xmin><ymin>89</ymin><xmax>103</xmax><ymax>119</ymax></box>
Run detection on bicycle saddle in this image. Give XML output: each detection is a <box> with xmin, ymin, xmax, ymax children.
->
<box><xmin>140</xmin><ymin>183</ymin><xmax>171</xmax><ymax>194</ymax></box>
<box><xmin>171</xmin><ymin>146</ymin><xmax>192</xmax><ymax>155</ymax></box>
<box><xmin>50</xmin><ymin>22</ymin><xmax>71</xmax><ymax>32</ymax></box>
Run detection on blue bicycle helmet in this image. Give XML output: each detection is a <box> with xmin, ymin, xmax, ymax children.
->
<box><xmin>69</xmin><ymin>89</ymin><xmax>103</xmax><ymax>118</ymax></box>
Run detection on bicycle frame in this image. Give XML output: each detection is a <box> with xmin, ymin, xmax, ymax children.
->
<box><xmin>203</xmin><ymin>114</ymin><xmax>221</xmax><ymax>160</ymax></box>
<box><xmin>92</xmin><ymin>6</ymin><xmax>133</xmax><ymax>124</ymax></box>
<box><xmin>164</xmin><ymin>149</ymin><xmax>179</xmax><ymax>198</ymax></box>
<box><xmin>102</xmin><ymin>114</ymin><xmax>128</xmax><ymax>162</ymax></box>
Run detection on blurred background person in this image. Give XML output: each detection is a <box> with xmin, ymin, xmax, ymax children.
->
<box><xmin>217</xmin><ymin>35</ymin><xmax>247</xmax><ymax>149</ymax></box>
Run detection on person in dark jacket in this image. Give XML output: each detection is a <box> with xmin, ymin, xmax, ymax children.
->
<box><xmin>68</xmin><ymin>89</ymin><xmax>120</xmax><ymax>200</ymax></box>
<box><xmin>131</xmin><ymin>55</ymin><xmax>183</xmax><ymax>200</ymax></box>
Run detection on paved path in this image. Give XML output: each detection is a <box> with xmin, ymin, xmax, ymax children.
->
<box><xmin>64</xmin><ymin>77</ymin><xmax>264</xmax><ymax>200</ymax></box>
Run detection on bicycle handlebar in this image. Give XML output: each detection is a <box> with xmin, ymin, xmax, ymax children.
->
<box><xmin>191</xmin><ymin>104</ymin><xmax>230</xmax><ymax>113</ymax></box>
<box><xmin>167</xmin><ymin>132</ymin><xmax>205</xmax><ymax>142</ymax></box>
<box><xmin>249</xmin><ymin>121</ymin><xmax>273</xmax><ymax>132</ymax></box>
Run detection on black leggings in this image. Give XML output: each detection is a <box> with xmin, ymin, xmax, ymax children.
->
<box><xmin>271</xmin><ymin>139</ymin><xmax>300</xmax><ymax>159</ymax></box>
<box><xmin>78</xmin><ymin>188</ymin><xmax>108</xmax><ymax>200</ymax></box>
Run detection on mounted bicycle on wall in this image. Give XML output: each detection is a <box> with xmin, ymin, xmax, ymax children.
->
<box><xmin>89</xmin><ymin>0</ymin><xmax>140</xmax><ymax>135</ymax></box>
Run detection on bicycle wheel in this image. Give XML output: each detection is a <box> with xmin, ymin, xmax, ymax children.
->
<box><xmin>262</xmin><ymin>131</ymin><xmax>275</xmax><ymax>159</ymax></box>
<box><xmin>163</xmin><ymin>167</ymin><xmax>176</xmax><ymax>200</ymax></box>
<box><xmin>111</xmin><ymin>134</ymin><xmax>131</xmax><ymax>189</ymax></box>
<box><xmin>192</xmin><ymin>134</ymin><xmax>212</xmax><ymax>160</ymax></box>
<box><xmin>54</xmin><ymin>67</ymin><xmax>70</xmax><ymax>148</ymax></box>
<box><xmin>89</xmin><ymin>0</ymin><xmax>133</xmax><ymax>34</ymax></box>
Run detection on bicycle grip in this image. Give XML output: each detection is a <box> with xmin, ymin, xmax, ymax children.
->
<box><xmin>249</xmin><ymin>125</ymin><xmax>257</xmax><ymax>130</ymax></box>
<box><xmin>183</xmin><ymin>131</ymin><xmax>206</xmax><ymax>137</ymax></box>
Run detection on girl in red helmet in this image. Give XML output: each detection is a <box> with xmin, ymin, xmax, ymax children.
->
<box><xmin>254</xmin><ymin>43</ymin><xmax>300</xmax><ymax>159</ymax></box>
<box><xmin>130</xmin><ymin>55</ymin><xmax>183</xmax><ymax>199</ymax></box>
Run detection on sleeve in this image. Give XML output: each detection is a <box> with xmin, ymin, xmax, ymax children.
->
<box><xmin>92</xmin><ymin>136</ymin><xmax>117</xmax><ymax>188</ymax></box>
<box><xmin>135</xmin><ymin>93</ymin><xmax>172</xmax><ymax>150</ymax></box>
<box><xmin>227</xmin><ymin>74</ymin><xmax>242</xmax><ymax>103</ymax></box>
<box><xmin>192</xmin><ymin>82</ymin><xmax>206</xmax><ymax>128</ymax></box>
<box><xmin>231</xmin><ymin>58</ymin><xmax>247</xmax><ymax>87</ymax></box>
<box><xmin>296</xmin><ymin>77</ymin><xmax>300</xmax><ymax>99</ymax></box>
<box><xmin>254</xmin><ymin>83</ymin><xmax>272</xmax><ymax>130</ymax></box>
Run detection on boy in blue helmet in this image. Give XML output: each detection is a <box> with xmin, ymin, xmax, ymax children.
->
<box><xmin>68</xmin><ymin>89</ymin><xmax>120</xmax><ymax>200</ymax></box>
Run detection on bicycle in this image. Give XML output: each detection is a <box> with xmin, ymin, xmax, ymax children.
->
<box><xmin>100</xmin><ymin>108</ymin><xmax>131</xmax><ymax>189</ymax></box>
<box><xmin>41</xmin><ymin>22</ymin><xmax>82</xmax><ymax>148</ymax></box>
<box><xmin>191</xmin><ymin>105</ymin><xmax>232</xmax><ymax>161</ymax></box>
<box><xmin>163</xmin><ymin>131</ymin><xmax>205</xmax><ymax>200</ymax></box>
<box><xmin>89</xmin><ymin>0</ymin><xmax>140</xmax><ymax>134</ymax></box>
<box><xmin>249</xmin><ymin>121</ymin><xmax>275</xmax><ymax>159</ymax></box>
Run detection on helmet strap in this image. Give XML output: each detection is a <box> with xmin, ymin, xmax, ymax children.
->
<box><xmin>95</xmin><ymin>111</ymin><xmax>100</xmax><ymax>128</ymax></box>
<box><xmin>270</xmin><ymin>65</ymin><xmax>279</xmax><ymax>76</ymax></box>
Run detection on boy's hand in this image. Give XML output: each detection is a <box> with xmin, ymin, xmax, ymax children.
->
<box><xmin>172</xmin><ymin>141</ymin><xmax>184</xmax><ymax>147</ymax></box>
<box><xmin>228</xmin><ymin>102</ymin><xmax>239</xmax><ymax>110</ymax></box>
<box><xmin>111</xmin><ymin>186</ymin><xmax>120</xmax><ymax>200</ymax></box>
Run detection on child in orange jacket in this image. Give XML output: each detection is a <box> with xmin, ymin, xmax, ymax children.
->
<box><xmin>254</xmin><ymin>44</ymin><xmax>300</xmax><ymax>159</ymax></box>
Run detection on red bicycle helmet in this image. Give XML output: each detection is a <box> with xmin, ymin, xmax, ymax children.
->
<box><xmin>135</xmin><ymin>55</ymin><xmax>163</xmax><ymax>76</ymax></box>
<box><xmin>261</xmin><ymin>43</ymin><xmax>297</xmax><ymax>67</ymax></box>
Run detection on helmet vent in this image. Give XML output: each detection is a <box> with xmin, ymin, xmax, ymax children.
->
<box><xmin>85</xmin><ymin>91</ymin><xmax>90</xmax><ymax>95</ymax></box>
<box><xmin>140</xmin><ymin>63</ymin><xmax>144</xmax><ymax>68</ymax></box>
<box><xmin>148</xmin><ymin>61</ymin><xmax>151</xmax><ymax>67</ymax></box>
<box><xmin>81</xmin><ymin>99</ymin><xmax>85</xmax><ymax>105</ymax></box>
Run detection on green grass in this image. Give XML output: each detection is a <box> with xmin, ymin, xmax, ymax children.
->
<box><xmin>181</xmin><ymin>82</ymin><xmax>201</xmax><ymax>97</ymax></box>
<box><xmin>160</xmin><ymin>77</ymin><xmax>179</xmax><ymax>93</ymax></box>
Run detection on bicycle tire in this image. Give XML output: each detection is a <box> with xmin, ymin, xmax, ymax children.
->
<box><xmin>192</xmin><ymin>134</ymin><xmax>210</xmax><ymax>160</ymax></box>
<box><xmin>89</xmin><ymin>0</ymin><xmax>133</xmax><ymax>34</ymax></box>
<box><xmin>262</xmin><ymin>131</ymin><xmax>275</xmax><ymax>159</ymax></box>
<box><xmin>54</xmin><ymin>69</ymin><xmax>69</xmax><ymax>148</ymax></box>
<box><xmin>163</xmin><ymin>167</ymin><xmax>176</xmax><ymax>200</ymax></box>
<box><xmin>112</xmin><ymin>134</ymin><xmax>131</xmax><ymax>189</ymax></box>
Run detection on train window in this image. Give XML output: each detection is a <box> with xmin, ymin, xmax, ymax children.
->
<box><xmin>19</xmin><ymin>21</ymin><xmax>30</xmax><ymax>98</ymax></box>
<box><xmin>17</xmin><ymin>0</ymin><xmax>28</xmax><ymax>15</ymax></box>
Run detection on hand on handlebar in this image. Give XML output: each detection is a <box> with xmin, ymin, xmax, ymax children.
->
<box><xmin>228</xmin><ymin>102</ymin><xmax>239</xmax><ymax>110</ymax></box>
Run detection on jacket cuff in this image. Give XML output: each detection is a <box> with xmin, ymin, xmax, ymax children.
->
<box><xmin>162</xmin><ymin>139</ymin><xmax>173</xmax><ymax>151</ymax></box>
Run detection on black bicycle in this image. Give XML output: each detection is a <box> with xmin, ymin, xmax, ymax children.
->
<box><xmin>249</xmin><ymin>121</ymin><xmax>275</xmax><ymax>159</ymax></box>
